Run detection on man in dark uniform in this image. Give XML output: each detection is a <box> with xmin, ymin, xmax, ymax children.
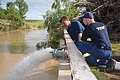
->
<box><xmin>60</xmin><ymin>16</ymin><xmax>85</xmax><ymax>44</ymax></box>
<box><xmin>76</xmin><ymin>12</ymin><xmax>116</xmax><ymax>71</ymax></box>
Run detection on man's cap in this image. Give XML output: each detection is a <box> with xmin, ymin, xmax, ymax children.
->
<box><xmin>80</xmin><ymin>12</ymin><xmax>94</xmax><ymax>20</ymax></box>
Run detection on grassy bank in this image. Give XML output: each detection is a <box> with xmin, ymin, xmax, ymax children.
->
<box><xmin>92</xmin><ymin>42</ymin><xmax>120</xmax><ymax>80</ymax></box>
<box><xmin>24</xmin><ymin>20</ymin><xmax>45</xmax><ymax>29</ymax></box>
<box><xmin>0</xmin><ymin>19</ymin><xmax>45</xmax><ymax>32</ymax></box>
<box><xmin>91</xmin><ymin>67</ymin><xmax>108</xmax><ymax>80</ymax></box>
<box><xmin>112</xmin><ymin>42</ymin><xmax>120</xmax><ymax>56</ymax></box>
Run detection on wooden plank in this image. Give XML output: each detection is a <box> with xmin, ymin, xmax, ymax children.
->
<box><xmin>58</xmin><ymin>59</ymin><xmax>72</xmax><ymax>80</ymax></box>
<box><xmin>64</xmin><ymin>29</ymin><xmax>97</xmax><ymax>80</ymax></box>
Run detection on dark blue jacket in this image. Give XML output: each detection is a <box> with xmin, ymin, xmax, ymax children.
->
<box><xmin>67</xmin><ymin>20</ymin><xmax>84</xmax><ymax>43</ymax></box>
<box><xmin>82</xmin><ymin>22</ymin><xmax>111</xmax><ymax>48</ymax></box>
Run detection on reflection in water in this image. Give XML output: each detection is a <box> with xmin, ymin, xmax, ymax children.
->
<box><xmin>0</xmin><ymin>30</ymin><xmax>26</xmax><ymax>54</ymax></box>
<box><xmin>0</xmin><ymin>30</ymin><xmax>58</xmax><ymax>80</ymax></box>
<box><xmin>0</xmin><ymin>30</ymin><xmax>48</xmax><ymax>54</ymax></box>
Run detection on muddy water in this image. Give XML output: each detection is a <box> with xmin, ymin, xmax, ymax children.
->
<box><xmin>0</xmin><ymin>30</ymin><xmax>58</xmax><ymax>80</ymax></box>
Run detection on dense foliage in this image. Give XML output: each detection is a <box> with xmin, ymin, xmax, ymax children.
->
<box><xmin>43</xmin><ymin>0</ymin><xmax>120</xmax><ymax>49</ymax></box>
<box><xmin>75</xmin><ymin>0</ymin><xmax>120</xmax><ymax>41</ymax></box>
<box><xmin>0</xmin><ymin>0</ymin><xmax>28</xmax><ymax>31</ymax></box>
<box><xmin>44</xmin><ymin>0</ymin><xmax>82</xmax><ymax>48</ymax></box>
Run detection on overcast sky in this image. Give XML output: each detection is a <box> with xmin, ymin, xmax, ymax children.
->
<box><xmin>1</xmin><ymin>0</ymin><xmax>54</xmax><ymax>20</ymax></box>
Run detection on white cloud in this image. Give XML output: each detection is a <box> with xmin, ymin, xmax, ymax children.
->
<box><xmin>1</xmin><ymin>0</ymin><xmax>76</xmax><ymax>20</ymax></box>
<box><xmin>1</xmin><ymin>0</ymin><xmax>54</xmax><ymax>20</ymax></box>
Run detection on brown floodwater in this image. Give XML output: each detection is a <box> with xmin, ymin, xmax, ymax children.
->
<box><xmin>0</xmin><ymin>30</ymin><xmax>58</xmax><ymax>80</ymax></box>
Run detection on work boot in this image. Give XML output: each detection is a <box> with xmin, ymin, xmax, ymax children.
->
<box><xmin>106</xmin><ymin>59</ymin><xmax>116</xmax><ymax>72</ymax></box>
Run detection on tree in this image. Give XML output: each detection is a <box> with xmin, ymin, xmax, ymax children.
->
<box><xmin>0</xmin><ymin>1</ymin><xmax>6</xmax><ymax>19</ymax></box>
<box><xmin>0</xmin><ymin>8</ymin><xmax>6</xmax><ymax>19</ymax></box>
<box><xmin>5</xmin><ymin>0</ymin><xmax>28</xmax><ymax>20</ymax></box>
<box><xmin>6</xmin><ymin>2</ymin><xmax>18</xmax><ymax>17</ymax></box>
<box><xmin>43</xmin><ymin>0</ymin><xmax>82</xmax><ymax>48</ymax></box>
<box><xmin>15</xmin><ymin>0</ymin><xmax>28</xmax><ymax>20</ymax></box>
<box><xmin>5</xmin><ymin>0</ymin><xmax>28</xmax><ymax>30</ymax></box>
<box><xmin>74</xmin><ymin>0</ymin><xmax>120</xmax><ymax>41</ymax></box>
<box><xmin>0</xmin><ymin>0</ymin><xmax>28</xmax><ymax>31</ymax></box>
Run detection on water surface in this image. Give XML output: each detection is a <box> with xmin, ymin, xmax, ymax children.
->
<box><xmin>0</xmin><ymin>30</ymin><xmax>58</xmax><ymax>80</ymax></box>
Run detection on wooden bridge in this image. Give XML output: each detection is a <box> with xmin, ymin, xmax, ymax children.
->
<box><xmin>58</xmin><ymin>29</ymin><xmax>97</xmax><ymax>80</ymax></box>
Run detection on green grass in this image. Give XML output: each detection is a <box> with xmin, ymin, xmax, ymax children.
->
<box><xmin>91</xmin><ymin>42</ymin><xmax>120</xmax><ymax>80</ymax></box>
<box><xmin>91</xmin><ymin>67</ymin><xmax>108</xmax><ymax>80</ymax></box>
<box><xmin>0</xmin><ymin>19</ymin><xmax>45</xmax><ymax>30</ymax></box>
<box><xmin>112</xmin><ymin>42</ymin><xmax>120</xmax><ymax>56</ymax></box>
<box><xmin>24</xmin><ymin>20</ymin><xmax>45</xmax><ymax>29</ymax></box>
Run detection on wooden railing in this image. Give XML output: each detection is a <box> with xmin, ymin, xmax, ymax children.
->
<box><xmin>63</xmin><ymin>29</ymin><xmax>97</xmax><ymax>80</ymax></box>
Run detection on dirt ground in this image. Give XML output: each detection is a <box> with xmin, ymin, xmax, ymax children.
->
<box><xmin>102</xmin><ymin>70</ymin><xmax>120</xmax><ymax>80</ymax></box>
<box><xmin>101</xmin><ymin>56</ymin><xmax>120</xmax><ymax>80</ymax></box>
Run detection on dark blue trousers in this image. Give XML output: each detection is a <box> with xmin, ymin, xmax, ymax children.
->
<box><xmin>76</xmin><ymin>41</ymin><xmax>112</xmax><ymax>65</ymax></box>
